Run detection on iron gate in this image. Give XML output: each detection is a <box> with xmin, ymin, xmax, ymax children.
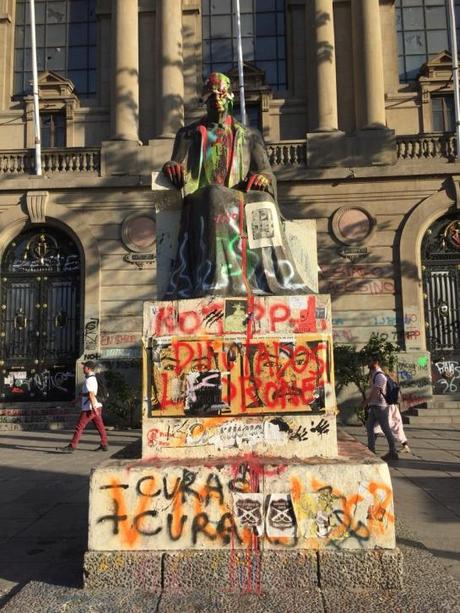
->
<box><xmin>0</xmin><ymin>228</ymin><xmax>81</xmax><ymax>401</ymax></box>
<box><xmin>422</xmin><ymin>214</ymin><xmax>460</xmax><ymax>394</ymax></box>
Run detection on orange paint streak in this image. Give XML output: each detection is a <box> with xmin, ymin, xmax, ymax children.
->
<box><xmin>110</xmin><ymin>476</ymin><xmax>157</xmax><ymax>548</ymax></box>
<box><xmin>290</xmin><ymin>477</ymin><xmax>302</xmax><ymax>503</ymax></box>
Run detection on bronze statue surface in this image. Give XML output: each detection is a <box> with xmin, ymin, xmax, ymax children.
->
<box><xmin>163</xmin><ymin>72</ymin><xmax>312</xmax><ymax>299</ymax></box>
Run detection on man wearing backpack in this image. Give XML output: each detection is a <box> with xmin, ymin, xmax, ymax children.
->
<box><xmin>364</xmin><ymin>354</ymin><xmax>399</xmax><ymax>461</ymax></box>
<box><xmin>62</xmin><ymin>360</ymin><xmax>108</xmax><ymax>453</ymax></box>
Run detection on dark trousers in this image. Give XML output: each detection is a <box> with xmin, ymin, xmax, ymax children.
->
<box><xmin>366</xmin><ymin>404</ymin><xmax>396</xmax><ymax>454</ymax></box>
<box><xmin>70</xmin><ymin>409</ymin><xmax>107</xmax><ymax>449</ymax></box>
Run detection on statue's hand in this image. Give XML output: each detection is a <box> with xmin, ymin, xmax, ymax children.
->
<box><xmin>163</xmin><ymin>161</ymin><xmax>185</xmax><ymax>189</ymax></box>
<box><xmin>246</xmin><ymin>173</ymin><xmax>270</xmax><ymax>192</ymax></box>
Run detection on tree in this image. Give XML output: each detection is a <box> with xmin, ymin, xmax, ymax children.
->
<box><xmin>334</xmin><ymin>332</ymin><xmax>400</xmax><ymax>422</ymax></box>
<box><xmin>103</xmin><ymin>369</ymin><xmax>140</xmax><ymax>428</ymax></box>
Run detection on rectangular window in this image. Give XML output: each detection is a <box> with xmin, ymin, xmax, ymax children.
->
<box><xmin>40</xmin><ymin>112</ymin><xmax>66</xmax><ymax>147</ymax></box>
<box><xmin>396</xmin><ymin>0</ymin><xmax>460</xmax><ymax>83</ymax></box>
<box><xmin>202</xmin><ymin>0</ymin><xmax>286</xmax><ymax>91</ymax></box>
<box><xmin>432</xmin><ymin>96</ymin><xmax>454</xmax><ymax>132</ymax></box>
<box><xmin>14</xmin><ymin>0</ymin><xmax>96</xmax><ymax>97</ymax></box>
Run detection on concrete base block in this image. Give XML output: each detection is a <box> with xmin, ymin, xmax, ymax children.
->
<box><xmin>88</xmin><ymin>443</ymin><xmax>396</xmax><ymax>552</ymax></box>
<box><xmin>163</xmin><ymin>550</ymin><xmax>317</xmax><ymax>592</ymax></box>
<box><xmin>319</xmin><ymin>549</ymin><xmax>404</xmax><ymax>590</ymax></box>
<box><xmin>83</xmin><ymin>551</ymin><xmax>162</xmax><ymax>592</ymax></box>
<box><xmin>84</xmin><ymin>548</ymin><xmax>403</xmax><ymax>592</ymax></box>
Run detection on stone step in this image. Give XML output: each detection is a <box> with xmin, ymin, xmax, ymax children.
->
<box><xmin>0</xmin><ymin>402</ymin><xmax>80</xmax><ymax>430</ymax></box>
<box><xmin>403</xmin><ymin>413</ymin><xmax>460</xmax><ymax>425</ymax></box>
<box><xmin>409</xmin><ymin>407</ymin><xmax>460</xmax><ymax>416</ymax></box>
<box><xmin>429</xmin><ymin>399</ymin><xmax>460</xmax><ymax>409</ymax></box>
<box><xmin>0</xmin><ymin>421</ymin><xmax>75</xmax><ymax>431</ymax></box>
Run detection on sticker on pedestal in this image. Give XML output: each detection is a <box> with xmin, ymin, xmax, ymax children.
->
<box><xmin>233</xmin><ymin>493</ymin><xmax>264</xmax><ymax>536</ymax></box>
<box><xmin>266</xmin><ymin>493</ymin><xmax>296</xmax><ymax>538</ymax></box>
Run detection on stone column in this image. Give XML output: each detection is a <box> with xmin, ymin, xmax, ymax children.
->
<box><xmin>158</xmin><ymin>0</ymin><xmax>184</xmax><ymax>137</ymax></box>
<box><xmin>314</xmin><ymin>0</ymin><xmax>338</xmax><ymax>131</ymax></box>
<box><xmin>354</xmin><ymin>0</ymin><xmax>386</xmax><ymax>129</ymax></box>
<box><xmin>112</xmin><ymin>0</ymin><xmax>139</xmax><ymax>141</ymax></box>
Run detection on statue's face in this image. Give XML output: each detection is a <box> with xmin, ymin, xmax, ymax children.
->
<box><xmin>202</xmin><ymin>72</ymin><xmax>234</xmax><ymax>116</ymax></box>
<box><xmin>206</xmin><ymin>90</ymin><xmax>230</xmax><ymax>114</ymax></box>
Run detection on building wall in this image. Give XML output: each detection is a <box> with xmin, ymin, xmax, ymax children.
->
<box><xmin>0</xmin><ymin>0</ymin><xmax>459</xmax><ymax>411</ymax></box>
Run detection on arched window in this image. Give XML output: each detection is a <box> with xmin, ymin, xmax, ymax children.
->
<box><xmin>395</xmin><ymin>0</ymin><xmax>456</xmax><ymax>83</ymax></box>
<box><xmin>14</xmin><ymin>0</ymin><xmax>96</xmax><ymax>98</ymax></box>
<box><xmin>202</xmin><ymin>0</ymin><xmax>286</xmax><ymax>91</ymax></box>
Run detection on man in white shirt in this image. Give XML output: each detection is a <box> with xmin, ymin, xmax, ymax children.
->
<box><xmin>364</xmin><ymin>354</ymin><xmax>398</xmax><ymax>461</ymax></box>
<box><xmin>62</xmin><ymin>360</ymin><xmax>108</xmax><ymax>453</ymax></box>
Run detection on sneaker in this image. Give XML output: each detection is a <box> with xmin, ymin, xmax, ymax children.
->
<box><xmin>61</xmin><ymin>444</ymin><xmax>74</xmax><ymax>454</ymax></box>
<box><xmin>400</xmin><ymin>443</ymin><xmax>411</xmax><ymax>454</ymax></box>
<box><xmin>95</xmin><ymin>444</ymin><xmax>109</xmax><ymax>451</ymax></box>
<box><xmin>382</xmin><ymin>451</ymin><xmax>399</xmax><ymax>462</ymax></box>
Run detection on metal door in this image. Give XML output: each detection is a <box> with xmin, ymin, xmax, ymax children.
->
<box><xmin>0</xmin><ymin>228</ymin><xmax>81</xmax><ymax>401</ymax></box>
<box><xmin>422</xmin><ymin>215</ymin><xmax>460</xmax><ymax>394</ymax></box>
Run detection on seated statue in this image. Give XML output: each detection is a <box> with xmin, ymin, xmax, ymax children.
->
<box><xmin>162</xmin><ymin>72</ymin><xmax>312</xmax><ymax>299</ymax></box>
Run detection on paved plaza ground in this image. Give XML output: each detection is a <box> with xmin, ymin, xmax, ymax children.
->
<box><xmin>0</xmin><ymin>424</ymin><xmax>459</xmax><ymax>611</ymax></box>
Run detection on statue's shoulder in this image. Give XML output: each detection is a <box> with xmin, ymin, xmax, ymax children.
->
<box><xmin>233</xmin><ymin>121</ymin><xmax>265</xmax><ymax>145</ymax></box>
<box><xmin>179</xmin><ymin>118</ymin><xmax>206</xmax><ymax>139</ymax></box>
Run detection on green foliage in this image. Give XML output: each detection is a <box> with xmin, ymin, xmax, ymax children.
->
<box><xmin>334</xmin><ymin>332</ymin><xmax>400</xmax><ymax>421</ymax></box>
<box><xmin>103</xmin><ymin>369</ymin><xmax>140</xmax><ymax>427</ymax></box>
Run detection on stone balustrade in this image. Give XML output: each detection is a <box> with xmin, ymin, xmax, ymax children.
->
<box><xmin>0</xmin><ymin>135</ymin><xmax>458</xmax><ymax>177</ymax></box>
<box><xmin>266</xmin><ymin>141</ymin><xmax>307</xmax><ymax>167</ymax></box>
<box><xmin>396</xmin><ymin>132</ymin><xmax>457</xmax><ymax>161</ymax></box>
<box><xmin>0</xmin><ymin>148</ymin><xmax>101</xmax><ymax>175</ymax></box>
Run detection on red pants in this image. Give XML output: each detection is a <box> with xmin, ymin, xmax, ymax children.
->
<box><xmin>70</xmin><ymin>409</ymin><xmax>108</xmax><ymax>448</ymax></box>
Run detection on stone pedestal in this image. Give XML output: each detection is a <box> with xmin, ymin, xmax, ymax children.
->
<box><xmin>84</xmin><ymin>433</ymin><xmax>402</xmax><ymax>590</ymax></box>
<box><xmin>84</xmin><ymin>183</ymin><xmax>400</xmax><ymax>592</ymax></box>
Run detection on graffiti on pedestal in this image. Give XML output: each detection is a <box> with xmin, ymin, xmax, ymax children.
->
<box><xmin>144</xmin><ymin>294</ymin><xmax>334</xmax><ymax>417</ymax></box>
<box><xmin>92</xmin><ymin>463</ymin><xmax>395</xmax><ymax>552</ymax></box>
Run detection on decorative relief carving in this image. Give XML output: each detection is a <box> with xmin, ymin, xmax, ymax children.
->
<box><xmin>331</xmin><ymin>207</ymin><xmax>375</xmax><ymax>246</ymax></box>
<box><xmin>26</xmin><ymin>191</ymin><xmax>49</xmax><ymax>224</ymax></box>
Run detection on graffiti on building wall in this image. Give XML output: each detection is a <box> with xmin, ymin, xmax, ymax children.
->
<box><xmin>101</xmin><ymin>334</ymin><xmax>139</xmax><ymax>347</ymax></box>
<box><xmin>432</xmin><ymin>357</ymin><xmax>460</xmax><ymax>395</ymax></box>
<box><xmin>397</xmin><ymin>353</ymin><xmax>432</xmax><ymax>408</ymax></box>
<box><xmin>91</xmin><ymin>462</ymin><xmax>395</xmax><ymax>552</ymax></box>
<box><xmin>325</xmin><ymin>279</ymin><xmax>395</xmax><ymax>296</ymax></box>
<box><xmin>321</xmin><ymin>264</ymin><xmax>393</xmax><ymax>279</ymax></box>
<box><xmin>84</xmin><ymin>318</ymin><xmax>99</xmax><ymax>352</ymax></box>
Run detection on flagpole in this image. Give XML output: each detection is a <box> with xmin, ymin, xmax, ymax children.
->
<box><xmin>234</xmin><ymin>0</ymin><xmax>247</xmax><ymax>126</ymax></box>
<box><xmin>447</xmin><ymin>0</ymin><xmax>460</xmax><ymax>161</ymax></box>
<box><xmin>29</xmin><ymin>0</ymin><xmax>42</xmax><ymax>175</ymax></box>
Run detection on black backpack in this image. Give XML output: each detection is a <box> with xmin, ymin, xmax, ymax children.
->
<box><xmin>89</xmin><ymin>373</ymin><xmax>109</xmax><ymax>401</ymax></box>
<box><xmin>373</xmin><ymin>372</ymin><xmax>400</xmax><ymax>405</ymax></box>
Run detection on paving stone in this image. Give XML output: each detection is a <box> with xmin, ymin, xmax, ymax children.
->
<box><xmin>158</xmin><ymin>589</ymin><xmax>324</xmax><ymax>613</ymax></box>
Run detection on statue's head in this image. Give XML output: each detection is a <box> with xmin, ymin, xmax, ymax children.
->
<box><xmin>201</xmin><ymin>72</ymin><xmax>234</xmax><ymax>116</ymax></box>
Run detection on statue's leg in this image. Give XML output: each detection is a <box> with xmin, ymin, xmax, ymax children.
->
<box><xmin>244</xmin><ymin>191</ymin><xmax>312</xmax><ymax>294</ymax></box>
<box><xmin>170</xmin><ymin>185</ymin><xmax>253</xmax><ymax>297</ymax></box>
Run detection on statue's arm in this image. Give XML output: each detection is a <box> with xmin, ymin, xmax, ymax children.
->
<box><xmin>162</xmin><ymin>128</ymin><xmax>190</xmax><ymax>189</ymax></box>
<box><xmin>246</xmin><ymin>129</ymin><xmax>276</xmax><ymax>195</ymax></box>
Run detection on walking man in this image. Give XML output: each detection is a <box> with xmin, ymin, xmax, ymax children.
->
<box><xmin>364</xmin><ymin>354</ymin><xmax>399</xmax><ymax>461</ymax></box>
<box><xmin>62</xmin><ymin>360</ymin><xmax>108</xmax><ymax>453</ymax></box>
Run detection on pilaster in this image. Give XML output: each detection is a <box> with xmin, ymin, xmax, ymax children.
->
<box><xmin>112</xmin><ymin>0</ymin><xmax>140</xmax><ymax>141</ymax></box>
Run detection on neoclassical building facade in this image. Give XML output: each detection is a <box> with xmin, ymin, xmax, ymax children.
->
<box><xmin>0</xmin><ymin>0</ymin><xmax>459</xmax><ymax>421</ymax></box>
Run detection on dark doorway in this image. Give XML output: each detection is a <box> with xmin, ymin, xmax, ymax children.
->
<box><xmin>0</xmin><ymin>227</ymin><xmax>81</xmax><ymax>401</ymax></box>
<box><xmin>422</xmin><ymin>214</ymin><xmax>460</xmax><ymax>395</ymax></box>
